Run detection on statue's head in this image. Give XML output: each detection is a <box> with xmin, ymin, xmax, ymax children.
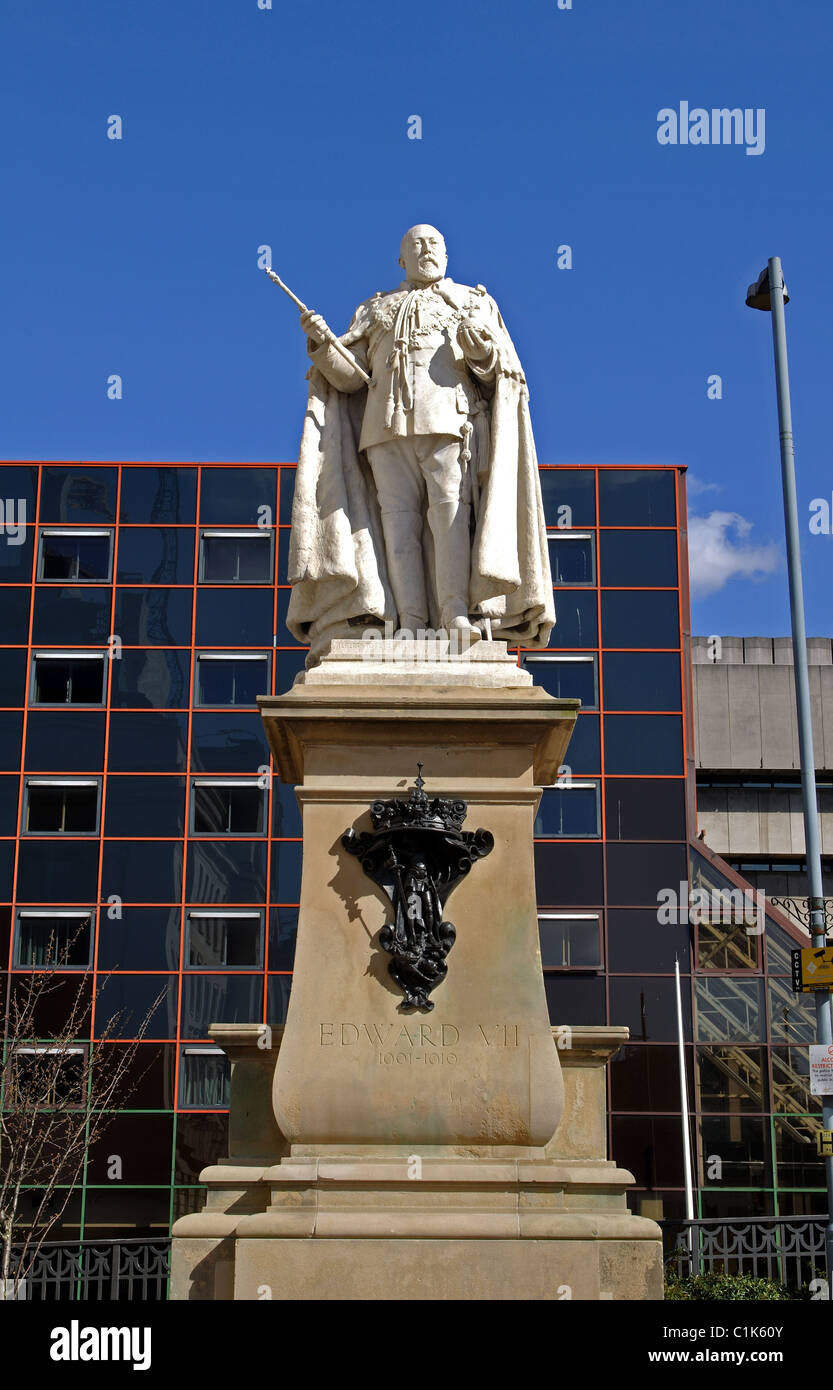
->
<box><xmin>399</xmin><ymin>225</ymin><xmax>447</xmax><ymax>285</ymax></box>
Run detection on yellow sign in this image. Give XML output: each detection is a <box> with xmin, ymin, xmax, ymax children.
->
<box><xmin>817</xmin><ymin>1131</ymin><xmax>833</xmax><ymax>1158</ymax></box>
<box><xmin>791</xmin><ymin>946</ymin><xmax>833</xmax><ymax>992</ymax></box>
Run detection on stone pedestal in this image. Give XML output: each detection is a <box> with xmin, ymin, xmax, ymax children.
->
<box><xmin>171</xmin><ymin>645</ymin><xmax>663</xmax><ymax>1300</ymax></box>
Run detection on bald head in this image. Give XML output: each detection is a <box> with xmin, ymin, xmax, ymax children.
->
<box><xmin>399</xmin><ymin>225</ymin><xmax>448</xmax><ymax>285</ymax></box>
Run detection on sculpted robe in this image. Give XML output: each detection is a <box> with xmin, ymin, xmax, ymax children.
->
<box><xmin>285</xmin><ymin>276</ymin><xmax>554</xmax><ymax>662</ymax></box>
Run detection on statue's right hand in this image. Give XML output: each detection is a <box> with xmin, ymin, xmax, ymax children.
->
<box><xmin>299</xmin><ymin>310</ymin><xmax>329</xmax><ymax>346</ymax></box>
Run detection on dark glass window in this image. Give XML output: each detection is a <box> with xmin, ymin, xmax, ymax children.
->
<box><xmin>610</xmin><ymin>1045</ymin><xmax>692</xmax><ymax>1113</ymax></box>
<box><xmin>0</xmin><ymin>588</ymin><xmax>30</xmax><ymax>643</ymax></box>
<box><xmin>695</xmin><ymin>977</ymin><xmax>766</xmax><ymax>1043</ymax></box>
<box><xmin>195</xmin><ymin>654</ymin><xmax>269</xmax><ymax>707</ymax></box>
<box><xmin>603</xmin><ymin>715</ymin><xmax>684</xmax><ymax>775</ymax></box>
<box><xmin>199</xmin><ymin>531</ymin><xmax>272</xmax><ymax>583</ymax></box>
<box><xmin>534</xmin><ymin>842</ymin><xmax>603</xmax><ymax>906</ymax></box>
<box><xmin>602</xmin><ymin>652</ymin><xmax>681</xmax><ymax>711</ymax></box>
<box><xmin>0</xmin><ymin>777</ymin><xmax>18</xmax><ymax>835</ymax></box>
<box><xmin>0</xmin><ymin>839</ymin><xmax>14</xmax><ymax>898</ymax></box>
<box><xmin>535</xmin><ymin>782</ymin><xmax>600</xmax><ymax>837</ymax></box>
<box><xmin>32</xmin><ymin>587</ymin><xmax>110</xmax><ymax>644</ymax></box>
<box><xmin>199</xmin><ymin>468</ymin><xmax>277</xmax><ymax>525</ymax></box>
<box><xmin>609</xmin><ymin>975</ymin><xmax>692</xmax><ymax>1042</ymax></box>
<box><xmin>544</xmin><ymin>974</ymin><xmax>606</xmax><ymax>1025</ymax></box>
<box><xmin>547</xmin><ymin>591</ymin><xmax>597</xmax><ymax>648</ymax></box>
<box><xmin>538</xmin><ymin>913</ymin><xmax>601</xmax><ymax>969</ymax></box>
<box><xmin>548</xmin><ymin>533</ymin><xmax>595</xmax><ymax>585</ymax></box>
<box><xmin>110</xmin><ymin>649</ymin><xmax>190</xmax><ymax>708</ymax></box>
<box><xmin>116</xmin><ymin>527</ymin><xmax>195</xmax><ymax>584</ymax></box>
<box><xmin>194</xmin><ymin>587</ymin><xmax>274</xmax><ymax>647</ymax></box>
<box><xmin>562</xmin><ymin>714</ymin><xmax>600</xmax><ymax>773</ymax></box>
<box><xmin>180</xmin><ymin>974</ymin><xmax>263</xmax><ymax>1037</ymax></box>
<box><xmin>9</xmin><ymin>1046</ymin><xmax>87</xmax><ymax>1108</ymax></box>
<box><xmin>0</xmin><ymin>527</ymin><xmax>34</xmax><ymax>582</ymax></box>
<box><xmin>16</xmin><ymin>839</ymin><xmax>99</xmax><ymax>902</ymax></box>
<box><xmin>39</xmin><ymin>529</ymin><xmax>112</xmax><ymax>581</ymax></box>
<box><xmin>32</xmin><ymin>654</ymin><xmax>106</xmax><ymax>705</ymax></box>
<box><xmin>774</xmin><ymin>1118</ymin><xmax>824</xmax><ymax>1189</ymax></box>
<box><xmin>268</xmin><ymin>907</ymin><xmax>298</xmax><ymax>970</ymax></box>
<box><xmin>192</xmin><ymin>781</ymin><xmax>266</xmax><ymax>835</ymax></box>
<box><xmin>699</xmin><ymin>1116</ymin><xmax>770</xmax><ymax>1188</ymax></box>
<box><xmin>1</xmin><ymin>465</ymin><xmax>38</xmax><ymax>510</ymax></box>
<box><xmin>94</xmin><ymin>974</ymin><xmax>178</xmax><ymax>1040</ymax></box>
<box><xmin>610</xmin><ymin>1116</ymin><xmax>683</xmax><ymax>1188</ymax></box>
<box><xmin>25</xmin><ymin>711</ymin><xmax>106</xmax><ymax>772</ymax></box>
<box><xmin>697</xmin><ymin>1046</ymin><xmax>767</xmax><ymax>1113</ymax></box>
<box><xmin>538</xmin><ymin>469</ymin><xmax>596</xmax><ymax>527</ymax></box>
<box><xmin>186</xmin><ymin>911</ymin><xmax>264</xmax><ymax>968</ymax></box>
<box><xmin>119</xmin><ymin>467</ymin><xmax>197</xmax><ymax>523</ymax></box>
<box><xmin>186</xmin><ymin>840</ymin><xmax>267</xmax><ymax>904</ymax></box>
<box><xmin>104</xmin><ymin>776</ymin><xmax>186</xmax><ymax>837</ymax></box>
<box><xmin>605</xmin><ymin>841</ymin><xmax>687</xmax><ymax>905</ymax></box>
<box><xmin>0</xmin><ymin>712</ymin><xmax>24</xmax><ymax>770</ymax></box>
<box><xmin>601</xmin><ymin>591</ymin><xmax>679</xmax><ymax>648</ymax></box>
<box><xmin>523</xmin><ymin>655</ymin><xmax>597</xmax><ymax>707</ymax></box>
<box><xmin>190</xmin><ymin>712</ymin><xmax>269</xmax><ymax>774</ymax></box>
<box><xmin>87</xmin><ymin>1115</ymin><xmax>174</xmax><ymax>1185</ymax></box>
<box><xmin>604</xmin><ymin>777</ymin><xmax>687</xmax><ymax>840</ymax></box>
<box><xmin>771</xmin><ymin>1045</ymin><xmax>819</xmax><ymax>1114</ymax></box>
<box><xmin>179</xmin><ymin>1047</ymin><xmax>230</xmax><ymax>1108</ymax></box>
<box><xmin>278</xmin><ymin>469</ymin><xmax>296</xmax><ymax>526</ymax></box>
<box><xmin>599</xmin><ymin>529</ymin><xmax>678</xmax><ymax>587</ymax></box>
<box><xmin>104</xmin><ymin>1044</ymin><xmax>175</xmax><ymax>1109</ymax></box>
<box><xmin>275</xmin><ymin>649</ymin><xmax>307</xmax><ymax>691</ymax></box>
<box><xmin>268</xmin><ymin>975</ymin><xmax>292</xmax><ymax>1024</ymax></box>
<box><xmin>24</xmin><ymin>779</ymin><xmax>99</xmax><ymax>833</ymax></box>
<box><xmin>175</xmin><ymin>1115</ymin><xmax>229</xmax><ymax>1182</ymax></box>
<box><xmin>695</xmin><ymin>917</ymin><xmax>761</xmax><ymax>971</ymax></box>
<box><xmin>40</xmin><ymin>467</ymin><xmax>117</xmax><ymax>523</ymax></box>
<box><xmin>606</xmin><ymin>909</ymin><xmax>691</xmax><ymax>973</ymax></box>
<box><xmin>769</xmin><ymin>988</ymin><xmax>816</xmax><ymax>1046</ymax></box>
<box><xmin>0</xmin><ymin>649</ymin><xmax>27</xmax><ymax>707</ymax></box>
<box><xmin>598</xmin><ymin>469</ymin><xmax>676</xmax><ymax>526</ymax></box>
<box><xmin>97</xmin><ymin>907</ymin><xmax>182</xmax><ymax>971</ymax></box>
<box><xmin>113</xmin><ymin>588</ymin><xmax>193</xmax><ymax>647</ymax></box>
<box><xmin>107</xmin><ymin>712</ymin><xmax>189</xmax><ymax>772</ymax></box>
<box><xmin>272</xmin><ymin>782</ymin><xmax>302</xmax><ymax>838</ymax></box>
<box><xmin>100</xmin><ymin>841</ymin><xmax>183</xmax><ymax>905</ymax></box>
<box><xmin>14</xmin><ymin>910</ymin><xmax>93</xmax><ymax>967</ymax></box>
<box><xmin>276</xmin><ymin>530</ymin><xmax>289</xmax><ymax>585</ymax></box>
<box><xmin>270</xmin><ymin>840</ymin><xmax>303</xmax><ymax>903</ymax></box>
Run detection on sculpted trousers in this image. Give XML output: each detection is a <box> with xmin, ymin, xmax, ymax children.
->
<box><xmin>366</xmin><ymin>433</ymin><xmax>471</xmax><ymax>630</ymax></box>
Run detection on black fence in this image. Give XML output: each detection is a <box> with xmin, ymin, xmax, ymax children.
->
<box><xmin>662</xmin><ymin>1217</ymin><xmax>828</xmax><ymax>1290</ymax></box>
<box><xmin>6</xmin><ymin>1238</ymin><xmax>171</xmax><ymax>1301</ymax></box>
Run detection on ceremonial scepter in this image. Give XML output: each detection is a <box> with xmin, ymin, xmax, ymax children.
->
<box><xmin>263</xmin><ymin>267</ymin><xmax>372</xmax><ymax>386</ymax></box>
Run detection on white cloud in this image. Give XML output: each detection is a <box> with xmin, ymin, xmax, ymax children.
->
<box><xmin>686</xmin><ymin>474</ymin><xmax>722</xmax><ymax>497</ymax></box>
<box><xmin>688</xmin><ymin>510</ymin><xmax>780</xmax><ymax>598</ymax></box>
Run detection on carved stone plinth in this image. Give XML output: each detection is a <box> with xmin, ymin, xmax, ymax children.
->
<box><xmin>170</xmin><ymin>668</ymin><xmax>662</xmax><ymax>1300</ymax></box>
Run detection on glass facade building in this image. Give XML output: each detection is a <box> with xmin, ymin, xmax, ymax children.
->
<box><xmin>1</xmin><ymin>461</ymin><xmax>826</xmax><ymax>1240</ymax></box>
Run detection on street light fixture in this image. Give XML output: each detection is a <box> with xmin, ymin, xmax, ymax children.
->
<box><xmin>746</xmin><ymin>256</ymin><xmax>833</xmax><ymax>1297</ymax></box>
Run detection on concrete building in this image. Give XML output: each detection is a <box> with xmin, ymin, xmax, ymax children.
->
<box><xmin>693</xmin><ymin>635</ymin><xmax>833</xmax><ymax>905</ymax></box>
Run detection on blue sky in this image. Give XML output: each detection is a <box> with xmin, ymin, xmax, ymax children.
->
<box><xmin>1</xmin><ymin>0</ymin><xmax>831</xmax><ymax>635</ymax></box>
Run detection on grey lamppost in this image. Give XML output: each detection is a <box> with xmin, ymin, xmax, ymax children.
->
<box><xmin>746</xmin><ymin>257</ymin><xmax>833</xmax><ymax>1294</ymax></box>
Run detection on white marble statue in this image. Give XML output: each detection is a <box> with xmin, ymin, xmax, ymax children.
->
<box><xmin>283</xmin><ymin>225</ymin><xmax>554</xmax><ymax>662</ymax></box>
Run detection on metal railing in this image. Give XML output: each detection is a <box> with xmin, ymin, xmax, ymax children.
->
<box><xmin>6</xmin><ymin>1238</ymin><xmax>171</xmax><ymax>1300</ymax></box>
<box><xmin>662</xmin><ymin>1217</ymin><xmax>826</xmax><ymax>1289</ymax></box>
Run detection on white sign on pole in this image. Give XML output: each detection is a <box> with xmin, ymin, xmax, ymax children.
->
<box><xmin>809</xmin><ymin>1044</ymin><xmax>833</xmax><ymax>1096</ymax></box>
